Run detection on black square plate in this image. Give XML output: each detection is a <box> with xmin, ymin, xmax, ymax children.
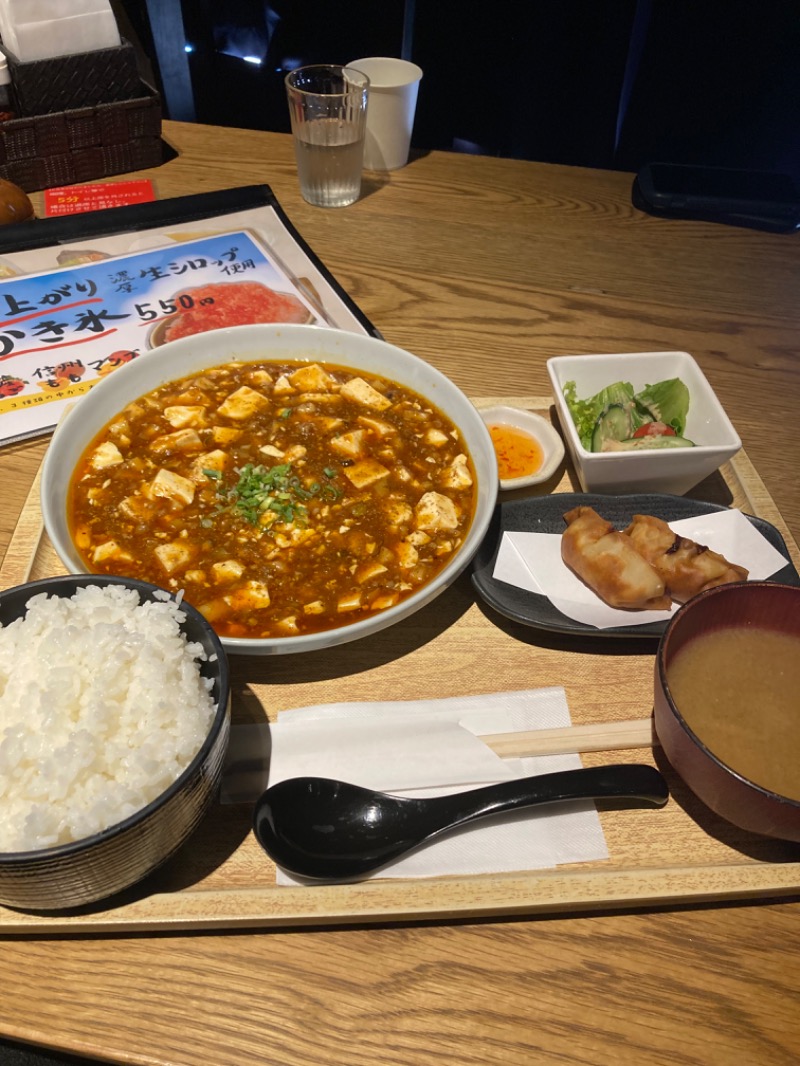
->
<box><xmin>471</xmin><ymin>493</ymin><xmax>800</xmax><ymax>639</ymax></box>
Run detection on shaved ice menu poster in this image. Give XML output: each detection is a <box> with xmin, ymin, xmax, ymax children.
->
<box><xmin>0</xmin><ymin>186</ymin><xmax>377</xmax><ymax>446</ymax></box>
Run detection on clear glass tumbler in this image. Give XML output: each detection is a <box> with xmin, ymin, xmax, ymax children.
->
<box><xmin>285</xmin><ymin>64</ymin><xmax>370</xmax><ymax>208</ymax></box>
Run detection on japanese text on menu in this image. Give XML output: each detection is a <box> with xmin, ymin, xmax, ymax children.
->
<box><xmin>0</xmin><ymin>231</ymin><xmax>319</xmax><ymax>444</ymax></box>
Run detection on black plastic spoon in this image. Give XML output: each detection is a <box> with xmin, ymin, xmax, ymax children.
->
<box><xmin>253</xmin><ymin>764</ymin><xmax>669</xmax><ymax>881</ymax></box>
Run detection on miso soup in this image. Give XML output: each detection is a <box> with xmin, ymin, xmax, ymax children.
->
<box><xmin>666</xmin><ymin>625</ymin><xmax>800</xmax><ymax>801</ymax></box>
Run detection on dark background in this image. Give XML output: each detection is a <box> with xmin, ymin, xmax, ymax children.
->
<box><xmin>0</xmin><ymin>1040</ymin><xmax>105</xmax><ymax>1065</ymax></box>
<box><xmin>3</xmin><ymin>2</ymin><xmax>799</xmax><ymax>1064</ymax></box>
<box><xmin>119</xmin><ymin>0</ymin><xmax>800</xmax><ymax>178</ymax></box>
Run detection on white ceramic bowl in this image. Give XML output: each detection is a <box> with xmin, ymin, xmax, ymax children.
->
<box><xmin>41</xmin><ymin>323</ymin><xmax>498</xmax><ymax>656</ymax></box>
<box><xmin>547</xmin><ymin>351</ymin><xmax>741</xmax><ymax>495</ymax></box>
<box><xmin>479</xmin><ymin>405</ymin><xmax>565</xmax><ymax>489</ymax></box>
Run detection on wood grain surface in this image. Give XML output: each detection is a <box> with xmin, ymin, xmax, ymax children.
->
<box><xmin>0</xmin><ymin>121</ymin><xmax>799</xmax><ymax>1066</ymax></box>
<box><xmin>1</xmin><ymin>429</ymin><xmax>798</xmax><ymax>936</ymax></box>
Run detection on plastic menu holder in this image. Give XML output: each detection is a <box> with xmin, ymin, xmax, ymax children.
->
<box><xmin>0</xmin><ymin>185</ymin><xmax>379</xmax><ymax>446</ymax></box>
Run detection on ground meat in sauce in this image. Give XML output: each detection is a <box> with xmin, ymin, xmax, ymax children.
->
<box><xmin>69</xmin><ymin>360</ymin><xmax>477</xmax><ymax>639</ymax></box>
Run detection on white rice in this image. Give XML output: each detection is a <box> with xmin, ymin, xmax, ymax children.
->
<box><xmin>0</xmin><ymin>584</ymin><xmax>217</xmax><ymax>853</ymax></box>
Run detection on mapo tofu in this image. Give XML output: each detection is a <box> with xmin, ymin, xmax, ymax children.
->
<box><xmin>68</xmin><ymin>360</ymin><xmax>477</xmax><ymax>639</ymax></box>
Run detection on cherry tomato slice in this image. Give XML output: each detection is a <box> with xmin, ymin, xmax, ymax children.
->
<box><xmin>632</xmin><ymin>422</ymin><xmax>677</xmax><ymax>438</ymax></box>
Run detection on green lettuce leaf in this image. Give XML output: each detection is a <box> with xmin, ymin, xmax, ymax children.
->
<box><xmin>634</xmin><ymin>378</ymin><xmax>690</xmax><ymax>436</ymax></box>
<box><xmin>563</xmin><ymin>379</ymin><xmax>636</xmax><ymax>449</ymax></box>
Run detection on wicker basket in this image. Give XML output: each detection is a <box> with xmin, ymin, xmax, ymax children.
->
<box><xmin>0</xmin><ymin>85</ymin><xmax>163</xmax><ymax>192</ymax></box>
<box><xmin>3</xmin><ymin>40</ymin><xmax>143</xmax><ymax>117</ymax></box>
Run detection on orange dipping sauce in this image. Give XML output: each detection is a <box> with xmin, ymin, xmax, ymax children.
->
<box><xmin>488</xmin><ymin>422</ymin><xmax>544</xmax><ymax>480</ymax></box>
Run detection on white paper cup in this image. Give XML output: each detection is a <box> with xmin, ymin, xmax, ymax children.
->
<box><xmin>347</xmin><ymin>57</ymin><xmax>423</xmax><ymax>171</ymax></box>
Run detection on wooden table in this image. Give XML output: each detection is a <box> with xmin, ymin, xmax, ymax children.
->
<box><xmin>1</xmin><ymin>120</ymin><xmax>799</xmax><ymax>1066</ymax></box>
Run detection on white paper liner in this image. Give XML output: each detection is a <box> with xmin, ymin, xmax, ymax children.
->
<box><xmin>492</xmin><ymin>509</ymin><xmax>788</xmax><ymax>629</ymax></box>
<box><xmin>222</xmin><ymin>688</ymin><xmax>610</xmax><ymax>883</ymax></box>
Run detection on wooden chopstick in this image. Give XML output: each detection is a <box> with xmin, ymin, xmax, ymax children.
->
<box><xmin>482</xmin><ymin>718</ymin><xmax>655</xmax><ymax>759</ymax></box>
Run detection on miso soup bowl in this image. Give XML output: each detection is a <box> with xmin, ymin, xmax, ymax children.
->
<box><xmin>40</xmin><ymin>323</ymin><xmax>499</xmax><ymax>656</ymax></box>
<box><xmin>654</xmin><ymin>581</ymin><xmax>800</xmax><ymax>842</ymax></box>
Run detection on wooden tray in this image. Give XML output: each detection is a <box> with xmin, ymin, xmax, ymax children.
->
<box><xmin>2</xmin><ymin>397</ymin><xmax>799</xmax><ymax>934</ymax></box>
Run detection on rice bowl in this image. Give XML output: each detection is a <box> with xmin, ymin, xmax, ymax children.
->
<box><xmin>0</xmin><ymin>583</ymin><xmax>216</xmax><ymax>853</ymax></box>
<box><xmin>0</xmin><ymin>575</ymin><xmax>230</xmax><ymax>911</ymax></box>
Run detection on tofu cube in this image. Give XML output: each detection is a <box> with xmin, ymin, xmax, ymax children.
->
<box><xmin>119</xmin><ymin>495</ymin><xmax>158</xmax><ymax>521</ymax></box>
<box><xmin>197</xmin><ymin>598</ymin><xmax>228</xmax><ymax>623</ymax></box>
<box><xmin>383</xmin><ymin>500</ymin><xmax>413</xmax><ymax>526</ymax></box>
<box><xmin>224</xmin><ymin>580</ymin><xmax>271</xmax><ymax>610</ymax></box>
<box><xmin>211</xmin><ymin>560</ymin><xmax>245</xmax><ymax>584</ymax></box>
<box><xmin>425</xmin><ymin>428</ymin><xmax>450</xmax><ymax>447</ymax></box>
<box><xmin>284</xmin><ymin>444</ymin><xmax>307</xmax><ymax>462</ymax></box>
<box><xmin>314</xmin><ymin>417</ymin><xmax>345</xmax><ymax>432</ymax></box>
<box><xmin>370</xmin><ymin>592</ymin><xmax>400</xmax><ymax>610</ymax></box>
<box><xmin>357</xmin><ymin>415</ymin><xmax>395</xmax><ymax>437</ymax></box>
<box><xmin>150</xmin><ymin>468</ymin><xmax>196</xmax><ymax>506</ymax></box>
<box><xmin>356</xmin><ymin>561</ymin><xmax>388</xmax><ymax>583</ymax></box>
<box><xmin>395</xmin><ymin>541</ymin><xmax>419</xmax><ymax>568</ymax></box>
<box><xmin>330</xmin><ymin>430</ymin><xmax>367</xmax><ymax>459</ymax></box>
<box><xmin>440</xmin><ymin>453</ymin><xmax>474</xmax><ymax>489</ymax></box>
<box><xmin>288</xmin><ymin>364</ymin><xmax>335</xmax><ymax>391</ymax></box>
<box><xmin>89</xmin><ymin>441</ymin><xmax>123</xmax><ymax>469</ymax></box>
<box><xmin>163</xmin><ymin>405</ymin><xmax>208</xmax><ymax>429</ymax></box>
<box><xmin>190</xmin><ymin>450</ymin><xmax>230</xmax><ymax>482</ymax></box>
<box><xmin>406</xmin><ymin>530</ymin><xmax>431</xmax><ymax>546</ymax></box>
<box><xmin>217</xmin><ymin>385</ymin><xmax>270</xmax><ymax>421</ymax></box>
<box><xmin>92</xmin><ymin>540</ymin><xmax>133</xmax><ymax>564</ymax></box>
<box><xmin>342</xmin><ymin>459</ymin><xmax>391</xmax><ymax>489</ymax></box>
<box><xmin>273</xmin><ymin>374</ymin><xmax>295</xmax><ymax>395</ymax></box>
<box><xmin>415</xmin><ymin>491</ymin><xmax>459</xmax><ymax>531</ymax></box>
<box><xmin>259</xmin><ymin>444</ymin><xmax>285</xmax><ymax>459</ymax></box>
<box><xmin>340</xmin><ymin>377</ymin><xmax>392</xmax><ymax>411</ymax></box>
<box><xmin>212</xmin><ymin>426</ymin><xmax>242</xmax><ymax>445</ymax></box>
<box><xmin>337</xmin><ymin>591</ymin><xmax>363</xmax><ymax>612</ymax></box>
<box><xmin>154</xmin><ymin>541</ymin><xmax>194</xmax><ymax>574</ymax></box>
<box><xmin>150</xmin><ymin>428</ymin><xmax>204</xmax><ymax>454</ymax></box>
<box><xmin>247</xmin><ymin>369</ymin><xmax>273</xmax><ymax>386</ymax></box>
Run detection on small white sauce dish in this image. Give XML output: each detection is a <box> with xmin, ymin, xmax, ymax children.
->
<box><xmin>479</xmin><ymin>405</ymin><xmax>565</xmax><ymax>490</ymax></box>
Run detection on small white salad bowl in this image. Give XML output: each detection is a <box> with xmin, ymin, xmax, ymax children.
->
<box><xmin>547</xmin><ymin>350</ymin><xmax>741</xmax><ymax>496</ymax></box>
<box><xmin>479</xmin><ymin>405</ymin><xmax>565</xmax><ymax>490</ymax></box>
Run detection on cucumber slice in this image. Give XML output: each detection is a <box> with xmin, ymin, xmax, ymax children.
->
<box><xmin>591</xmin><ymin>404</ymin><xmax>632</xmax><ymax>451</ymax></box>
<box><xmin>604</xmin><ymin>435</ymin><xmax>695</xmax><ymax>451</ymax></box>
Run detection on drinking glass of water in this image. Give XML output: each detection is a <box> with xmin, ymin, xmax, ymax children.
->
<box><xmin>285</xmin><ymin>64</ymin><xmax>370</xmax><ymax>208</ymax></box>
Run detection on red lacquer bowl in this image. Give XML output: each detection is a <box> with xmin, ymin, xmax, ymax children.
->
<box><xmin>654</xmin><ymin>581</ymin><xmax>800</xmax><ymax>842</ymax></box>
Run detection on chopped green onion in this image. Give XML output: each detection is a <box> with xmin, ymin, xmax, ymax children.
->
<box><xmin>207</xmin><ymin>462</ymin><xmax>342</xmax><ymax>529</ymax></box>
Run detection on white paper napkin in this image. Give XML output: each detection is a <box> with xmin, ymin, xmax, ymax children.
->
<box><xmin>0</xmin><ymin>0</ymin><xmax>120</xmax><ymax>62</ymax></box>
<box><xmin>222</xmin><ymin>688</ymin><xmax>610</xmax><ymax>883</ymax></box>
<box><xmin>492</xmin><ymin>508</ymin><xmax>788</xmax><ymax>629</ymax></box>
